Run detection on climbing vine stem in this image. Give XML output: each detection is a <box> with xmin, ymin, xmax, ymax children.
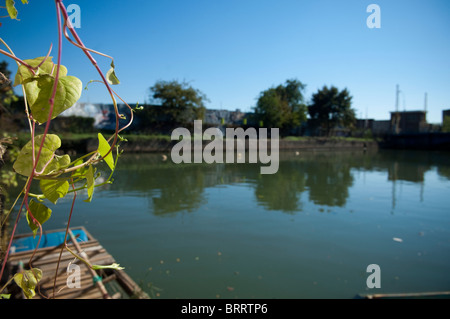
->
<box><xmin>0</xmin><ymin>0</ymin><xmax>135</xmax><ymax>298</ymax></box>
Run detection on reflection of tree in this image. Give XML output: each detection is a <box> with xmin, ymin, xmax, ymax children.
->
<box><xmin>304</xmin><ymin>154</ymin><xmax>354</xmax><ymax>207</ymax></box>
<box><xmin>109</xmin><ymin>155</ymin><xmax>208</xmax><ymax>216</ymax></box>
<box><xmin>254</xmin><ymin>161</ymin><xmax>306</xmax><ymax>213</ymax></box>
<box><xmin>150</xmin><ymin>166</ymin><xmax>206</xmax><ymax>216</ymax></box>
<box><xmin>108</xmin><ymin>149</ymin><xmax>449</xmax><ymax>217</ymax></box>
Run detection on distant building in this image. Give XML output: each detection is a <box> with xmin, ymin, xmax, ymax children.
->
<box><xmin>204</xmin><ymin>109</ymin><xmax>247</xmax><ymax>126</ymax></box>
<box><xmin>372</xmin><ymin>120</ymin><xmax>391</xmax><ymax>136</ymax></box>
<box><xmin>443</xmin><ymin>109</ymin><xmax>450</xmax><ymax>122</ymax></box>
<box><xmin>390</xmin><ymin>110</ymin><xmax>428</xmax><ymax>134</ymax></box>
<box><xmin>355</xmin><ymin>118</ymin><xmax>390</xmax><ymax>136</ymax></box>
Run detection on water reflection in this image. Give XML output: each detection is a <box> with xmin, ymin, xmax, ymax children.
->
<box><xmin>109</xmin><ymin>149</ymin><xmax>450</xmax><ymax>216</ymax></box>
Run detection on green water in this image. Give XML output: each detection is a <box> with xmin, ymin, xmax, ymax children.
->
<box><xmin>13</xmin><ymin>149</ymin><xmax>450</xmax><ymax>298</ymax></box>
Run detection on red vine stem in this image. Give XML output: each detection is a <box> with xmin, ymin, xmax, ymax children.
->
<box><xmin>57</xmin><ymin>1</ymin><xmax>119</xmax><ymax>158</ymax></box>
<box><xmin>0</xmin><ymin>0</ymin><xmax>64</xmax><ymax>282</ymax></box>
<box><xmin>53</xmin><ymin>177</ymin><xmax>77</xmax><ymax>298</ymax></box>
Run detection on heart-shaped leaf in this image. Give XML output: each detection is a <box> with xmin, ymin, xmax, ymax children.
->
<box><xmin>13</xmin><ymin>268</ymin><xmax>43</xmax><ymax>299</ymax></box>
<box><xmin>14</xmin><ymin>56</ymin><xmax>67</xmax><ymax>86</ymax></box>
<box><xmin>13</xmin><ymin>134</ymin><xmax>61</xmax><ymax>177</ymax></box>
<box><xmin>40</xmin><ymin>178</ymin><xmax>69</xmax><ymax>204</ymax></box>
<box><xmin>26</xmin><ymin>199</ymin><xmax>52</xmax><ymax>237</ymax></box>
<box><xmin>13</xmin><ymin>134</ymin><xmax>70</xmax><ymax>177</ymax></box>
<box><xmin>25</xmin><ymin>74</ymin><xmax>82</xmax><ymax>124</ymax></box>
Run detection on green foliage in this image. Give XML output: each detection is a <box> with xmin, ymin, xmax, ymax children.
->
<box><xmin>0</xmin><ymin>61</ymin><xmax>19</xmax><ymax>116</ymax></box>
<box><xmin>254</xmin><ymin>79</ymin><xmax>307</xmax><ymax>135</ymax></box>
<box><xmin>92</xmin><ymin>263</ymin><xmax>124</xmax><ymax>270</ymax></box>
<box><xmin>97</xmin><ymin>133</ymin><xmax>115</xmax><ymax>171</ymax></box>
<box><xmin>106</xmin><ymin>61</ymin><xmax>120</xmax><ymax>85</ymax></box>
<box><xmin>39</xmin><ymin>178</ymin><xmax>69</xmax><ymax>204</ymax></box>
<box><xmin>13</xmin><ymin>268</ymin><xmax>42</xmax><ymax>299</ymax></box>
<box><xmin>15</xmin><ymin>57</ymin><xmax>82</xmax><ymax>124</ymax></box>
<box><xmin>308</xmin><ymin>85</ymin><xmax>356</xmax><ymax>136</ymax></box>
<box><xmin>0</xmin><ymin>2</ymin><xmax>131</xmax><ymax>298</ymax></box>
<box><xmin>84</xmin><ymin>165</ymin><xmax>95</xmax><ymax>203</ymax></box>
<box><xmin>13</xmin><ymin>134</ymin><xmax>69</xmax><ymax>177</ymax></box>
<box><xmin>149</xmin><ymin>80</ymin><xmax>207</xmax><ymax>127</ymax></box>
<box><xmin>26</xmin><ymin>199</ymin><xmax>52</xmax><ymax>237</ymax></box>
<box><xmin>5</xmin><ymin>0</ymin><xmax>18</xmax><ymax>20</ymax></box>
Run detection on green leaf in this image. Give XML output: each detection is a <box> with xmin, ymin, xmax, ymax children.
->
<box><xmin>97</xmin><ymin>133</ymin><xmax>115</xmax><ymax>171</ymax></box>
<box><xmin>6</xmin><ymin>0</ymin><xmax>18</xmax><ymax>20</ymax></box>
<box><xmin>25</xmin><ymin>74</ymin><xmax>82</xmax><ymax>124</ymax></box>
<box><xmin>0</xmin><ymin>294</ymin><xmax>11</xmax><ymax>299</ymax></box>
<box><xmin>71</xmin><ymin>158</ymin><xmax>88</xmax><ymax>179</ymax></box>
<box><xmin>106</xmin><ymin>61</ymin><xmax>120</xmax><ymax>85</ymax></box>
<box><xmin>26</xmin><ymin>200</ymin><xmax>52</xmax><ymax>237</ymax></box>
<box><xmin>21</xmin><ymin>0</ymin><xmax>29</xmax><ymax>4</ymax></box>
<box><xmin>92</xmin><ymin>263</ymin><xmax>124</xmax><ymax>270</ymax></box>
<box><xmin>13</xmin><ymin>268</ymin><xmax>43</xmax><ymax>299</ymax></box>
<box><xmin>14</xmin><ymin>56</ymin><xmax>67</xmax><ymax>86</ymax></box>
<box><xmin>84</xmin><ymin>165</ymin><xmax>94</xmax><ymax>203</ymax></box>
<box><xmin>13</xmin><ymin>134</ymin><xmax>61</xmax><ymax>177</ymax></box>
<box><xmin>39</xmin><ymin>178</ymin><xmax>69</xmax><ymax>204</ymax></box>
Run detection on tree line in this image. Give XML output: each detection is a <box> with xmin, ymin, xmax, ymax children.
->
<box><xmin>142</xmin><ymin>78</ymin><xmax>356</xmax><ymax>137</ymax></box>
<box><xmin>1</xmin><ymin>61</ymin><xmax>357</xmax><ymax>137</ymax></box>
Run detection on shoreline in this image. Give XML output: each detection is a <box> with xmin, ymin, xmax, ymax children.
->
<box><xmin>79</xmin><ymin>136</ymin><xmax>379</xmax><ymax>153</ymax></box>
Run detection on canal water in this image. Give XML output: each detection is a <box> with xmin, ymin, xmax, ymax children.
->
<box><xmin>12</xmin><ymin>149</ymin><xmax>450</xmax><ymax>298</ymax></box>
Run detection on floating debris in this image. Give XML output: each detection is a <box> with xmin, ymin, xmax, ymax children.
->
<box><xmin>227</xmin><ymin>286</ymin><xmax>234</xmax><ymax>292</ymax></box>
<box><xmin>393</xmin><ymin>237</ymin><xmax>403</xmax><ymax>243</ymax></box>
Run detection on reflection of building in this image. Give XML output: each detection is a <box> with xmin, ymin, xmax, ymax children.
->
<box><xmin>390</xmin><ymin>110</ymin><xmax>428</xmax><ymax>134</ymax></box>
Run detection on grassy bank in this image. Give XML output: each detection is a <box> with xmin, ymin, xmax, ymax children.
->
<box><xmin>2</xmin><ymin>131</ymin><xmax>379</xmax><ymax>153</ymax></box>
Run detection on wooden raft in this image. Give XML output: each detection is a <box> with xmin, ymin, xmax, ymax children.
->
<box><xmin>4</xmin><ymin>226</ymin><xmax>149</xmax><ymax>299</ymax></box>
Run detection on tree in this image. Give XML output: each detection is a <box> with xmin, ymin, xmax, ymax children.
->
<box><xmin>148</xmin><ymin>80</ymin><xmax>207</xmax><ymax>128</ymax></box>
<box><xmin>254</xmin><ymin>79</ymin><xmax>307</xmax><ymax>135</ymax></box>
<box><xmin>0</xmin><ymin>61</ymin><xmax>18</xmax><ymax>115</ymax></box>
<box><xmin>0</xmin><ymin>61</ymin><xmax>22</xmax><ymax>132</ymax></box>
<box><xmin>308</xmin><ymin>85</ymin><xmax>356</xmax><ymax>136</ymax></box>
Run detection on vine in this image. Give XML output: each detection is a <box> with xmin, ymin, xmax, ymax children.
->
<box><xmin>0</xmin><ymin>0</ymin><xmax>135</xmax><ymax>299</ymax></box>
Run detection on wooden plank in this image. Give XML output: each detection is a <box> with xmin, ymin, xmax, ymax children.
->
<box><xmin>361</xmin><ymin>291</ymin><xmax>450</xmax><ymax>299</ymax></box>
<box><xmin>4</xmin><ymin>227</ymin><xmax>148</xmax><ymax>299</ymax></box>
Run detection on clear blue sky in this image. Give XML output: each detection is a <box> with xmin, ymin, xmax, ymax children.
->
<box><xmin>2</xmin><ymin>0</ymin><xmax>450</xmax><ymax>123</ymax></box>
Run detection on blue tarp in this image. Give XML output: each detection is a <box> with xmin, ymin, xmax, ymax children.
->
<box><xmin>10</xmin><ymin>229</ymin><xmax>88</xmax><ymax>253</ymax></box>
